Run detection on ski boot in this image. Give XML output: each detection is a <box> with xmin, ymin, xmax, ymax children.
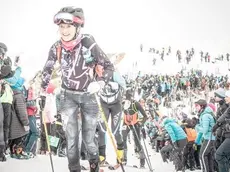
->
<box><xmin>190</xmin><ymin>167</ymin><xmax>195</xmax><ymax>171</ymax></box>
<box><xmin>162</xmin><ymin>156</ymin><xmax>169</xmax><ymax>163</ymax></box>
<box><xmin>122</xmin><ymin>149</ymin><xmax>127</xmax><ymax>165</ymax></box>
<box><xmin>38</xmin><ymin>150</ymin><xmax>46</xmax><ymax>155</ymax></box>
<box><xmin>89</xmin><ymin>159</ymin><xmax>100</xmax><ymax>172</ymax></box>
<box><xmin>196</xmin><ymin>166</ymin><xmax>201</xmax><ymax>170</ymax></box>
<box><xmin>99</xmin><ymin>156</ymin><xmax>109</xmax><ymax>167</ymax></box>
<box><xmin>122</xmin><ymin>160</ymin><xmax>127</xmax><ymax>165</ymax></box>
<box><xmin>116</xmin><ymin>149</ymin><xmax>124</xmax><ymax>162</ymax></box>
<box><xmin>11</xmin><ymin>151</ymin><xmax>30</xmax><ymax>160</ymax></box>
<box><xmin>58</xmin><ymin>149</ymin><xmax>66</xmax><ymax>157</ymax></box>
<box><xmin>0</xmin><ymin>145</ymin><xmax>6</xmax><ymax>162</ymax></box>
<box><xmin>140</xmin><ymin>158</ymin><xmax>145</xmax><ymax>168</ymax></box>
<box><xmin>26</xmin><ymin>152</ymin><xmax>35</xmax><ymax>158</ymax></box>
<box><xmin>0</xmin><ymin>155</ymin><xmax>6</xmax><ymax>162</ymax></box>
<box><xmin>181</xmin><ymin>167</ymin><xmax>186</xmax><ymax>172</ymax></box>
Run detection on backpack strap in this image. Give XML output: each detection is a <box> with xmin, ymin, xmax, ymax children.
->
<box><xmin>88</xmin><ymin>42</ymin><xmax>96</xmax><ymax>50</ymax></box>
<box><xmin>132</xmin><ymin>101</ymin><xmax>138</xmax><ymax>113</ymax></box>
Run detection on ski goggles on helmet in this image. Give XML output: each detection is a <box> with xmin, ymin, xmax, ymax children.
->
<box><xmin>54</xmin><ymin>12</ymin><xmax>83</xmax><ymax>25</ymax></box>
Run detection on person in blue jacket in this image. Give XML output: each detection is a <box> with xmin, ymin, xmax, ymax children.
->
<box><xmin>5</xmin><ymin>66</ymin><xmax>24</xmax><ymax>91</ymax></box>
<box><xmin>163</xmin><ymin>117</ymin><xmax>187</xmax><ymax>171</ymax></box>
<box><xmin>163</xmin><ymin>118</ymin><xmax>187</xmax><ymax>149</ymax></box>
<box><xmin>194</xmin><ymin>99</ymin><xmax>215</xmax><ymax>172</ymax></box>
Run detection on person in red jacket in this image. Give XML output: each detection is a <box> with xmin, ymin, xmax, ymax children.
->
<box><xmin>25</xmin><ymin>84</ymin><xmax>39</xmax><ymax>156</ymax></box>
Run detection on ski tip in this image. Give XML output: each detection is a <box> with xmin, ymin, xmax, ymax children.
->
<box><xmin>80</xmin><ymin>165</ymin><xmax>89</xmax><ymax>170</ymax></box>
<box><xmin>108</xmin><ymin>164</ymin><xmax>120</xmax><ymax>170</ymax></box>
<box><xmin>108</xmin><ymin>166</ymin><xmax>115</xmax><ymax>170</ymax></box>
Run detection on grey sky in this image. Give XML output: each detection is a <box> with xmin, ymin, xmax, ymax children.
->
<box><xmin>0</xmin><ymin>0</ymin><xmax>229</xmax><ymax>79</ymax></box>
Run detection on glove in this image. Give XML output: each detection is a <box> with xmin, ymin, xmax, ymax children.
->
<box><xmin>193</xmin><ymin>143</ymin><xmax>197</xmax><ymax>151</ymax></box>
<box><xmin>24</xmin><ymin>125</ymin><xmax>30</xmax><ymax>132</ymax></box>
<box><xmin>98</xmin><ymin>81</ymin><xmax>105</xmax><ymax>89</ymax></box>
<box><xmin>212</xmin><ymin>124</ymin><xmax>219</xmax><ymax>133</ymax></box>
<box><xmin>141</xmin><ymin>128</ymin><xmax>146</xmax><ymax>139</ymax></box>
<box><xmin>173</xmin><ymin>141</ymin><xmax>179</xmax><ymax>150</ymax></box>
<box><xmin>87</xmin><ymin>81</ymin><xmax>102</xmax><ymax>94</ymax></box>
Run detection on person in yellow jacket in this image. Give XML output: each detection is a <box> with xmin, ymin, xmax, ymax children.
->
<box><xmin>0</xmin><ymin>81</ymin><xmax>13</xmax><ymax>149</ymax></box>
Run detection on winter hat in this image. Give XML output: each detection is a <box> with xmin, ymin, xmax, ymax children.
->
<box><xmin>195</xmin><ymin>99</ymin><xmax>207</xmax><ymax>106</ymax></box>
<box><xmin>214</xmin><ymin>88</ymin><xmax>226</xmax><ymax>99</ymax></box>
<box><xmin>0</xmin><ymin>65</ymin><xmax>12</xmax><ymax>79</ymax></box>
<box><xmin>225</xmin><ymin>90</ymin><xmax>230</xmax><ymax>98</ymax></box>
<box><xmin>208</xmin><ymin>103</ymin><xmax>216</xmax><ymax>112</ymax></box>
<box><xmin>0</xmin><ymin>42</ymin><xmax>7</xmax><ymax>56</ymax></box>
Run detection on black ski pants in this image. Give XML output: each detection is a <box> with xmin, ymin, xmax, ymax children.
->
<box><xmin>183</xmin><ymin>141</ymin><xmax>195</xmax><ymax>168</ymax></box>
<box><xmin>98</xmin><ymin>101</ymin><xmax>123</xmax><ymax>157</ymax></box>
<box><xmin>200</xmin><ymin>140</ymin><xmax>215</xmax><ymax>172</ymax></box>
<box><xmin>194</xmin><ymin>145</ymin><xmax>201</xmax><ymax>168</ymax></box>
<box><xmin>160</xmin><ymin>143</ymin><xmax>173</xmax><ymax>162</ymax></box>
<box><xmin>122</xmin><ymin>123</ymin><xmax>145</xmax><ymax>161</ymax></box>
<box><xmin>215</xmin><ymin>138</ymin><xmax>230</xmax><ymax>172</ymax></box>
<box><xmin>2</xmin><ymin>103</ymin><xmax>11</xmax><ymax>146</ymax></box>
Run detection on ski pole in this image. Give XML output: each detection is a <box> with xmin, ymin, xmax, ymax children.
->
<box><xmin>142</xmin><ymin>134</ymin><xmax>154</xmax><ymax>171</ymax></box>
<box><xmin>129</xmin><ymin>125</ymin><xmax>154</xmax><ymax>172</ymax></box>
<box><xmin>41</xmin><ymin>102</ymin><xmax>55</xmax><ymax>172</ymax></box>
<box><xmin>94</xmin><ymin>94</ymin><xmax>126</xmax><ymax>172</ymax></box>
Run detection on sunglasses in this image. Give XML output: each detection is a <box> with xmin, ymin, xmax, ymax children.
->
<box><xmin>54</xmin><ymin>12</ymin><xmax>83</xmax><ymax>25</ymax></box>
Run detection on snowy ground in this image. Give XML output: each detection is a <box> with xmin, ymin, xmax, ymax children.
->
<box><xmin>0</xmin><ymin>134</ymin><xmax>202</xmax><ymax>172</ymax></box>
<box><xmin>0</xmin><ymin>141</ymin><xmax>170</xmax><ymax>172</ymax></box>
<box><xmin>0</xmin><ymin>96</ymin><xmax>205</xmax><ymax>172</ymax></box>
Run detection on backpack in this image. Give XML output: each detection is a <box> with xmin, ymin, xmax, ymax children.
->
<box><xmin>185</xmin><ymin>127</ymin><xmax>197</xmax><ymax>142</ymax></box>
<box><xmin>124</xmin><ymin>101</ymin><xmax>139</xmax><ymax>126</ymax></box>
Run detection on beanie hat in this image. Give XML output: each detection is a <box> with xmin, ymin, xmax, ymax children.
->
<box><xmin>208</xmin><ymin>103</ymin><xmax>216</xmax><ymax>112</ymax></box>
<box><xmin>214</xmin><ymin>88</ymin><xmax>226</xmax><ymax>98</ymax></box>
<box><xmin>195</xmin><ymin>99</ymin><xmax>207</xmax><ymax>106</ymax></box>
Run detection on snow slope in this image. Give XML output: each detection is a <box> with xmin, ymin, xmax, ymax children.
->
<box><xmin>0</xmin><ymin>134</ymin><xmax>203</xmax><ymax>172</ymax></box>
<box><xmin>0</xmin><ymin>138</ymin><xmax>199</xmax><ymax>172</ymax></box>
<box><xmin>117</xmin><ymin>50</ymin><xmax>230</xmax><ymax>77</ymax></box>
<box><xmin>1</xmin><ymin>102</ymin><xmax>201</xmax><ymax>172</ymax></box>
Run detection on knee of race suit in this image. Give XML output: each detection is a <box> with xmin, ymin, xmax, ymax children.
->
<box><xmin>99</xmin><ymin>145</ymin><xmax>106</xmax><ymax>157</ymax></box>
<box><xmin>117</xmin><ymin>142</ymin><xmax>124</xmax><ymax>150</ymax></box>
